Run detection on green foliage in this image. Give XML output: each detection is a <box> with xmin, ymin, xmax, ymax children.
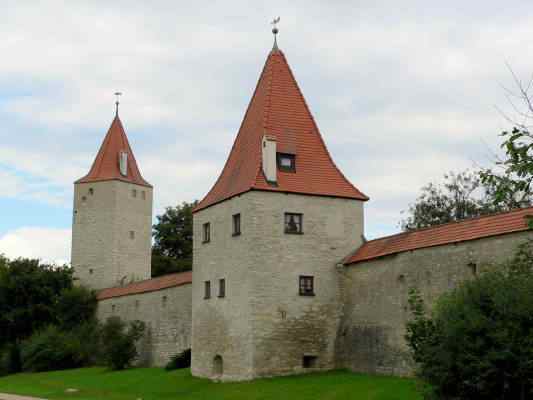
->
<box><xmin>0</xmin><ymin>367</ymin><xmax>421</xmax><ymax>400</ymax></box>
<box><xmin>21</xmin><ymin>326</ymin><xmax>88</xmax><ymax>372</ymax></box>
<box><xmin>100</xmin><ymin>317</ymin><xmax>145</xmax><ymax>370</ymax></box>
<box><xmin>55</xmin><ymin>286</ymin><xmax>97</xmax><ymax>330</ymax></box>
<box><xmin>152</xmin><ymin>201</ymin><xmax>197</xmax><ymax>277</ymax></box>
<box><xmin>401</xmin><ymin>170</ymin><xmax>514</xmax><ymax>231</ymax></box>
<box><xmin>405</xmin><ymin>241</ymin><xmax>533</xmax><ymax>399</ymax></box>
<box><xmin>0</xmin><ymin>343</ymin><xmax>22</xmax><ymax>375</ymax></box>
<box><xmin>481</xmin><ymin>127</ymin><xmax>533</xmax><ymax>209</ymax></box>
<box><xmin>0</xmin><ymin>257</ymin><xmax>73</xmax><ymax>349</ymax></box>
<box><xmin>165</xmin><ymin>348</ymin><xmax>191</xmax><ymax>371</ymax></box>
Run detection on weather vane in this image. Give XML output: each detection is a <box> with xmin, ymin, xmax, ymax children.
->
<box><xmin>271</xmin><ymin>17</ymin><xmax>280</xmax><ymax>50</ymax></box>
<box><xmin>114</xmin><ymin>91</ymin><xmax>122</xmax><ymax>116</ymax></box>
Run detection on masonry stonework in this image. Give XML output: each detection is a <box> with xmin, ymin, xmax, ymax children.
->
<box><xmin>72</xmin><ymin>180</ymin><xmax>152</xmax><ymax>290</ymax></box>
<box><xmin>337</xmin><ymin>231</ymin><xmax>533</xmax><ymax>376</ymax></box>
<box><xmin>97</xmin><ymin>283</ymin><xmax>192</xmax><ymax>366</ymax></box>
<box><xmin>192</xmin><ymin>190</ymin><xmax>364</xmax><ymax>380</ymax></box>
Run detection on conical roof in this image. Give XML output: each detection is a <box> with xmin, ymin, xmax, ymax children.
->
<box><xmin>195</xmin><ymin>47</ymin><xmax>367</xmax><ymax>212</ymax></box>
<box><xmin>76</xmin><ymin>115</ymin><xmax>151</xmax><ymax>187</ymax></box>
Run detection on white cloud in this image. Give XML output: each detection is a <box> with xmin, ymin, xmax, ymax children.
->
<box><xmin>0</xmin><ymin>227</ymin><xmax>71</xmax><ymax>265</ymax></box>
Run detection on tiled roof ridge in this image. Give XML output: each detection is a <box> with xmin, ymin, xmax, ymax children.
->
<box><xmin>366</xmin><ymin>206</ymin><xmax>533</xmax><ymax>245</ymax></box>
<box><xmin>96</xmin><ymin>271</ymin><xmax>192</xmax><ymax>300</ymax></box>
<box><xmin>269</xmin><ymin>50</ymin><xmax>368</xmax><ymax>200</ymax></box>
<box><xmin>345</xmin><ymin>206</ymin><xmax>533</xmax><ymax>265</ymax></box>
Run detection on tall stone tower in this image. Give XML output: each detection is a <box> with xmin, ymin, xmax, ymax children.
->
<box><xmin>71</xmin><ymin>114</ymin><xmax>152</xmax><ymax>290</ymax></box>
<box><xmin>191</xmin><ymin>40</ymin><xmax>368</xmax><ymax>380</ymax></box>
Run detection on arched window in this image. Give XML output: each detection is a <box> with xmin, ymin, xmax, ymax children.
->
<box><xmin>213</xmin><ymin>355</ymin><xmax>223</xmax><ymax>376</ymax></box>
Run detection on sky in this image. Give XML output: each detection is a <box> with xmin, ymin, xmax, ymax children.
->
<box><xmin>1</xmin><ymin>1</ymin><xmax>532</xmax><ymax>264</ymax></box>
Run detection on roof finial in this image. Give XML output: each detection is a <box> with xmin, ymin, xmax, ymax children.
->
<box><xmin>271</xmin><ymin>17</ymin><xmax>280</xmax><ymax>51</ymax></box>
<box><xmin>114</xmin><ymin>91</ymin><xmax>122</xmax><ymax>116</ymax></box>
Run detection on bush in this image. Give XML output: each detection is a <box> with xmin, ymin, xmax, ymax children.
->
<box><xmin>21</xmin><ymin>326</ymin><xmax>86</xmax><ymax>372</ymax></box>
<box><xmin>101</xmin><ymin>317</ymin><xmax>145</xmax><ymax>370</ymax></box>
<box><xmin>0</xmin><ymin>343</ymin><xmax>22</xmax><ymax>375</ymax></box>
<box><xmin>406</xmin><ymin>240</ymin><xmax>533</xmax><ymax>400</ymax></box>
<box><xmin>55</xmin><ymin>286</ymin><xmax>97</xmax><ymax>330</ymax></box>
<box><xmin>165</xmin><ymin>348</ymin><xmax>191</xmax><ymax>371</ymax></box>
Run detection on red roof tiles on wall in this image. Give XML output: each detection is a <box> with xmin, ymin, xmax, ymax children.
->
<box><xmin>96</xmin><ymin>271</ymin><xmax>192</xmax><ymax>300</ymax></box>
<box><xmin>194</xmin><ymin>48</ymin><xmax>367</xmax><ymax>212</ymax></box>
<box><xmin>345</xmin><ymin>207</ymin><xmax>533</xmax><ymax>265</ymax></box>
<box><xmin>76</xmin><ymin>115</ymin><xmax>151</xmax><ymax>187</ymax></box>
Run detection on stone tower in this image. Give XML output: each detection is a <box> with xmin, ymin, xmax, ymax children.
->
<box><xmin>71</xmin><ymin>114</ymin><xmax>153</xmax><ymax>290</ymax></box>
<box><xmin>191</xmin><ymin>43</ymin><xmax>368</xmax><ymax>380</ymax></box>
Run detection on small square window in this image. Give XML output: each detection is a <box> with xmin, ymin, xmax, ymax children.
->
<box><xmin>129</xmin><ymin>231</ymin><xmax>135</xmax><ymax>240</ymax></box>
<box><xmin>299</xmin><ymin>275</ymin><xmax>314</xmax><ymax>296</ymax></box>
<box><xmin>88</xmin><ymin>188</ymin><xmax>94</xmax><ymax>195</ymax></box>
<box><xmin>277</xmin><ymin>153</ymin><xmax>296</xmax><ymax>172</ymax></box>
<box><xmin>204</xmin><ymin>281</ymin><xmax>211</xmax><ymax>299</ymax></box>
<box><xmin>303</xmin><ymin>355</ymin><xmax>317</xmax><ymax>368</ymax></box>
<box><xmin>285</xmin><ymin>213</ymin><xmax>303</xmax><ymax>234</ymax></box>
<box><xmin>111</xmin><ymin>304</ymin><xmax>116</xmax><ymax>313</ymax></box>
<box><xmin>203</xmin><ymin>222</ymin><xmax>211</xmax><ymax>243</ymax></box>
<box><xmin>132</xmin><ymin>189</ymin><xmax>137</xmax><ymax>198</ymax></box>
<box><xmin>162</xmin><ymin>295</ymin><xmax>168</xmax><ymax>306</ymax></box>
<box><xmin>218</xmin><ymin>279</ymin><xmax>226</xmax><ymax>298</ymax></box>
<box><xmin>89</xmin><ymin>268</ymin><xmax>94</xmax><ymax>275</ymax></box>
<box><xmin>232</xmin><ymin>214</ymin><xmax>241</xmax><ymax>236</ymax></box>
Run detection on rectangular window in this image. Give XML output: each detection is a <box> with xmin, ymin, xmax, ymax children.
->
<box><xmin>204</xmin><ymin>281</ymin><xmax>211</xmax><ymax>299</ymax></box>
<box><xmin>129</xmin><ymin>230</ymin><xmax>135</xmax><ymax>240</ymax></box>
<box><xmin>303</xmin><ymin>355</ymin><xmax>317</xmax><ymax>368</ymax></box>
<box><xmin>299</xmin><ymin>275</ymin><xmax>314</xmax><ymax>296</ymax></box>
<box><xmin>218</xmin><ymin>279</ymin><xmax>226</xmax><ymax>298</ymax></box>
<box><xmin>141</xmin><ymin>191</ymin><xmax>146</xmax><ymax>200</ymax></box>
<box><xmin>277</xmin><ymin>153</ymin><xmax>296</xmax><ymax>172</ymax></box>
<box><xmin>232</xmin><ymin>213</ymin><xmax>241</xmax><ymax>236</ymax></box>
<box><xmin>202</xmin><ymin>222</ymin><xmax>211</xmax><ymax>243</ymax></box>
<box><xmin>285</xmin><ymin>213</ymin><xmax>303</xmax><ymax>234</ymax></box>
<box><xmin>132</xmin><ymin>189</ymin><xmax>137</xmax><ymax>198</ymax></box>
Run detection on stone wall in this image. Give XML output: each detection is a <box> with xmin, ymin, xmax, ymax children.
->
<box><xmin>192</xmin><ymin>190</ymin><xmax>364</xmax><ymax>380</ymax></box>
<box><xmin>97</xmin><ymin>283</ymin><xmax>192</xmax><ymax>367</ymax></box>
<box><xmin>72</xmin><ymin>180</ymin><xmax>152</xmax><ymax>290</ymax></box>
<box><xmin>337</xmin><ymin>231</ymin><xmax>533</xmax><ymax>376</ymax></box>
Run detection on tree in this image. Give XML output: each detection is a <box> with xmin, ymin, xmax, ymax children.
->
<box><xmin>480</xmin><ymin>127</ymin><xmax>533</xmax><ymax>209</ymax></box>
<box><xmin>405</xmin><ymin>241</ymin><xmax>533</xmax><ymax>400</ymax></box>
<box><xmin>152</xmin><ymin>201</ymin><xmax>197</xmax><ymax>277</ymax></box>
<box><xmin>100</xmin><ymin>317</ymin><xmax>145</xmax><ymax>370</ymax></box>
<box><xmin>401</xmin><ymin>170</ymin><xmax>505</xmax><ymax>231</ymax></box>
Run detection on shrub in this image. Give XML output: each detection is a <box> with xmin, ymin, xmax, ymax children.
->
<box><xmin>0</xmin><ymin>343</ymin><xmax>22</xmax><ymax>375</ymax></box>
<box><xmin>101</xmin><ymin>317</ymin><xmax>145</xmax><ymax>370</ymax></box>
<box><xmin>165</xmin><ymin>348</ymin><xmax>191</xmax><ymax>371</ymax></box>
<box><xmin>21</xmin><ymin>326</ymin><xmax>86</xmax><ymax>372</ymax></box>
<box><xmin>406</xmin><ymin>240</ymin><xmax>533</xmax><ymax>400</ymax></box>
<box><xmin>55</xmin><ymin>286</ymin><xmax>97</xmax><ymax>330</ymax></box>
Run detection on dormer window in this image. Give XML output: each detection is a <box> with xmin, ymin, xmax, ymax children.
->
<box><xmin>277</xmin><ymin>153</ymin><xmax>296</xmax><ymax>172</ymax></box>
<box><xmin>119</xmin><ymin>151</ymin><xmax>128</xmax><ymax>176</ymax></box>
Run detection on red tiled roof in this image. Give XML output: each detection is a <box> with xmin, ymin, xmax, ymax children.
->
<box><xmin>345</xmin><ymin>207</ymin><xmax>533</xmax><ymax>265</ymax></box>
<box><xmin>194</xmin><ymin>48</ymin><xmax>367</xmax><ymax>212</ymax></box>
<box><xmin>76</xmin><ymin>115</ymin><xmax>151</xmax><ymax>187</ymax></box>
<box><xmin>96</xmin><ymin>271</ymin><xmax>192</xmax><ymax>300</ymax></box>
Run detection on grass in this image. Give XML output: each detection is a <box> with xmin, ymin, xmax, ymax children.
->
<box><xmin>0</xmin><ymin>367</ymin><xmax>421</xmax><ymax>400</ymax></box>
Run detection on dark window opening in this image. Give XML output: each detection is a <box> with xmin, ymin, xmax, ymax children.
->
<box><xmin>132</xmin><ymin>189</ymin><xmax>137</xmax><ymax>198</ymax></box>
<box><xmin>285</xmin><ymin>213</ymin><xmax>303</xmax><ymax>234</ymax></box>
<box><xmin>232</xmin><ymin>213</ymin><xmax>241</xmax><ymax>236</ymax></box>
<box><xmin>162</xmin><ymin>295</ymin><xmax>168</xmax><ymax>306</ymax></box>
<box><xmin>204</xmin><ymin>281</ymin><xmax>211</xmax><ymax>299</ymax></box>
<box><xmin>277</xmin><ymin>153</ymin><xmax>296</xmax><ymax>172</ymax></box>
<box><xmin>303</xmin><ymin>355</ymin><xmax>317</xmax><ymax>368</ymax></box>
<box><xmin>468</xmin><ymin>262</ymin><xmax>477</xmax><ymax>276</ymax></box>
<box><xmin>88</xmin><ymin>188</ymin><xmax>94</xmax><ymax>195</ymax></box>
<box><xmin>218</xmin><ymin>279</ymin><xmax>226</xmax><ymax>298</ymax></box>
<box><xmin>299</xmin><ymin>275</ymin><xmax>315</xmax><ymax>296</ymax></box>
<box><xmin>89</xmin><ymin>269</ymin><xmax>93</xmax><ymax>275</ymax></box>
<box><xmin>213</xmin><ymin>355</ymin><xmax>223</xmax><ymax>376</ymax></box>
<box><xmin>202</xmin><ymin>222</ymin><xmax>211</xmax><ymax>243</ymax></box>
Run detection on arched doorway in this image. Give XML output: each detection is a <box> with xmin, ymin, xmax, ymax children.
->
<box><xmin>213</xmin><ymin>355</ymin><xmax>223</xmax><ymax>377</ymax></box>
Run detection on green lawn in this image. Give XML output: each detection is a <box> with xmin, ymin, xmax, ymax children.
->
<box><xmin>0</xmin><ymin>367</ymin><xmax>421</xmax><ymax>400</ymax></box>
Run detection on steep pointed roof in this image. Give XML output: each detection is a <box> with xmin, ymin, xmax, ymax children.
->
<box><xmin>76</xmin><ymin>115</ymin><xmax>151</xmax><ymax>187</ymax></box>
<box><xmin>194</xmin><ymin>47</ymin><xmax>368</xmax><ymax>212</ymax></box>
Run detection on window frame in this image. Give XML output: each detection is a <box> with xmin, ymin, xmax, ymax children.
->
<box><xmin>218</xmin><ymin>278</ymin><xmax>226</xmax><ymax>298</ymax></box>
<box><xmin>232</xmin><ymin>213</ymin><xmax>241</xmax><ymax>236</ymax></box>
<box><xmin>284</xmin><ymin>212</ymin><xmax>303</xmax><ymax>234</ymax></box>
<box><xmin>299</xmin><ymin>275</ymin><xmax>315</xmax><ymax>296</ymax></box>
<box><xmin>202</xmin><ymin>222</ymin><xmax>211</xmax><ymax>243</ymax></box>
<box><xmin>204</xmin><ymin>281</ymin><xmax>211</xmax><ymax>299</ymax></box>
<box><xmin>277</xmin><ymin>152</ymin><xmax>296</xmax><ymax>172</ymax></box>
